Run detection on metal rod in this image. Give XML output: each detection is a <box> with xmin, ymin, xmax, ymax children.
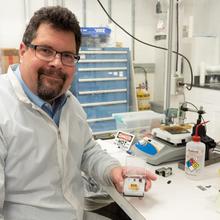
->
<box><xmin>131</xmin><ymin>0</ymin><xmax>135</xmax><ymax>60</ymax></box>
<box><xmin>23</xmin><ymin>0</ymin><xmax>30</xmax><ymax>25</ymax></box>
<box><xmin>164</xmin><ymin>0</ymin><xmax>174</xmax><ymax>110</ymax></box>
<box><xmin>108</xmin><ymin>0</ymin><xmax>112</xmax><ymax>24</ymax></box>
<box><xmin>83</xmin><ymin>0</ymin><xmax>87</xmax><ymax>26</ymax></box>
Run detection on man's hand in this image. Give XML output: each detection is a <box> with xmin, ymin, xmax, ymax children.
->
<box><xmin>110</xmin><ymin>166</ymin><xmax>157</xmax><ymax>193</ymax></box>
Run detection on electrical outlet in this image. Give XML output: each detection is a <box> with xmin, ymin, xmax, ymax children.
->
<box><xmin>175</xmin><ymin>77</ymin><xmax>184</xmax><ymax>94</ymax></box>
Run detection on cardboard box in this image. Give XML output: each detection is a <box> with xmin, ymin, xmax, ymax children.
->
<box><xmin>0</xmin><ymin>48</ymin><xmax>19</xmax><ymax>74</ymax></box>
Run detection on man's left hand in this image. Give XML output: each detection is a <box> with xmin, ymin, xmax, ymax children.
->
<box><xmin>110</xmin><ymin>166</ymin><xmax>157</xmax><ymax>193</ymax></box>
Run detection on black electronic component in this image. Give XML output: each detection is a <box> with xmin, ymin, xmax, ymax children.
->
<box><xmin>180</xmin><ymin>103</ymin><xmax>216</xmax><ymax>160</ymax></box>
<box><xmin>155</xmin><ymin>167</ymin><xmax>172</xmax><ymax>177</ymax></box>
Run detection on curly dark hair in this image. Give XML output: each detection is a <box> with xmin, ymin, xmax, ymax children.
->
<box><xmin>22</xmin><ymin>6</ymin><xmax>81</xmax><ymax>53</ymax></box>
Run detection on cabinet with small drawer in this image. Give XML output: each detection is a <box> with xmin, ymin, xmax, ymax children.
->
<box><xmin>70</xmin><ymin>47</ymin><xmax>131</xmax><ymax>134</ymax></box>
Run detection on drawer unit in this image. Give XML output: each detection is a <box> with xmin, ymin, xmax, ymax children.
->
<box><xmin>71</xmin><ymin>47</ymin><xmax>131</xmax><ymax>134</ymax></box>
<box><xmin>77</xmin><ymin>78</ymin><xmax>127</xmax><ymax>91</ymax></box>
<box><xmin>82</xmin><ymin>101</ymin><xmax>128</xmax><ymax>118</ymax></box>
<box><xmin>78</xmin><ymin>89</ymin><xmax>127</xmax><ymax>103</ymax></box>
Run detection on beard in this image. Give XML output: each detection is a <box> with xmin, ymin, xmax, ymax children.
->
<box><xmin>37</xmin><ymin>67</ymin><xmax>67</xmax><ymax>102</ymax></box>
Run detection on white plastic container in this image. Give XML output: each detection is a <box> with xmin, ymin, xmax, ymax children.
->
<box><xmin>185</xmin><ymin>133</ymin><xmax>205</xmax><ymax>180</ymax></box>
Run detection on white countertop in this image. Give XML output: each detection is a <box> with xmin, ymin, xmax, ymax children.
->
<box><xmin>98</xmin><ymin>139</ymin><xmax>220</xmax><ymax>220</ymax></box>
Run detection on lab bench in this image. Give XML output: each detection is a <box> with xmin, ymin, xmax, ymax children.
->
<box><xmin>70</xmin><ymin>47</ymin><xmax>131</xmax><ymax>134</ymax></box>
<box><xmin>98</xmin><ymin>139</ymin><xmax>220</xmax><ymax>220</ymax></box>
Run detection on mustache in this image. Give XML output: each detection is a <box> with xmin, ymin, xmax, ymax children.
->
<box><xmin>38</xmin><ymin>67</ymin><xmax>67</xmax><ymax>81</ymax></box>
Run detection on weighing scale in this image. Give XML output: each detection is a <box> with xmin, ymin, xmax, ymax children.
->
<box><xmin>131</xmin><ymin>125</ymin><xmax>192</xmax><ymax>165</ymax></box>
<box><xmin>131</xmin><ymin>104</ymin><xmax>218</xmax><ymax>166</ymax></box>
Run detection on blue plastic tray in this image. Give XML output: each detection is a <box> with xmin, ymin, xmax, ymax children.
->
<box><xmin>81</xmin><ymin>27</ymin><xmax>111</xmax><ymax>37</ymax></box>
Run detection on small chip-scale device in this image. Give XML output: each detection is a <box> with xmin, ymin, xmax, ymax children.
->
<box><xmin>123</xmin><ymin>176</ymin><xmax>146</xmax><ymax>197</ymax></box>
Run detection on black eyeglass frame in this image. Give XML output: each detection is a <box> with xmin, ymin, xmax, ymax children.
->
<box><xmin>27</xmin><ymin>43</ymin><xmax>80</xmax><ymax>66</ymax></box>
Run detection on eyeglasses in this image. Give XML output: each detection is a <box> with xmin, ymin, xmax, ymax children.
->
<box><xmin>28</xmin><ymin>43</ymin><xmax>80</xmax><ymax>67</ymax></box>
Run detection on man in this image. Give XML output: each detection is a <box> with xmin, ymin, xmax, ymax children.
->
<box><xmin>0</xmin><ymin>6</ymin><xmax>157</xmax><ymax>220</ymax></box>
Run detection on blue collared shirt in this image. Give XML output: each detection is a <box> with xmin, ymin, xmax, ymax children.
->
<box><xmin>13</xmin><ymin>65</ymin><xmax>67</xmax><ymax>126</ymax></box>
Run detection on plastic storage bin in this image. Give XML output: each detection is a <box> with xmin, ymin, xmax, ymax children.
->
<box><xmin>113</xmin><ymin>110</ymin><xmax>164</xmax><ymax>138</ymax></box>
<box><xmin>81</xmin><ymin>27</ymin><xmax>111</xmax><ymax>47</ymax></box>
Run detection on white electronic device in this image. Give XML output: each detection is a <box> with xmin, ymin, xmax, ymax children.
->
<box><xmin>123</xmin><ymin>176</ymin><xmax>146</xmax><ymax>197</ymax></box>
<box><xmin>132</xmin><ymin>137</ymin><xmax>186</xmax><ymax>165</ymax></box>
<box><xmin>131</xmin><ymin>126</ymin><xmax>192</xmax><ymax>165</ymax></box>
<box><xmin>151</xmin><ymin>127</ymin><xmax>191</xmax><ymax>145</ymax></box>
<box><xmin>123</xmin><ymin>155</ymin><xmax>146</xmax><ymax>197</ymax></box>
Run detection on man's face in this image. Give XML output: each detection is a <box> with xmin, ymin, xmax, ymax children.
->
<box><xmin>19</xmin><ymin>23</ymin><xmax>77</xmax><ymax>103</ymax></box>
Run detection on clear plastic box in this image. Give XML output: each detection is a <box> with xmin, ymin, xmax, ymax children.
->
<box><xmin>80</xmin><ymin>27</ymin><xmax>111</xmax><ymax>47</ymax></box>
<box><xmin>113</xmin><ymin>110</ymin><xmax>164</xmax><ymax>138</ymax></box>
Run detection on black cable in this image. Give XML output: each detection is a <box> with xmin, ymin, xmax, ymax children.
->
<box><xmin>156</xmin><ymin>0</ymin><xmax>162</xmax><ymax>14</ymax></box>
<box><xmin>175</xmin><ymin>0</ymin><xmax>179</xmax><ymax>72</ymax></box>
<box><xmin>96</xmin><ymin>0</ymin><xmax>193</xmax><ymax>90</ymax></box>
<box><xmin>181</xmin><ymin>101</ymin><xmax>206</xmax><ymax>127</ymax></box>
<box><xmin>182</xmin><ymin>101</ymin><xmax>198</xmax><ymax>111</ymax></box>
<box><xmin>134</xmin><ymin>66</ymin><xmax>147</xmax><ymax>74</ymax></box>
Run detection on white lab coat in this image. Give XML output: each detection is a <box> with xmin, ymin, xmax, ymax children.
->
<box><xmin>0</xmin><ymin>65</ymin><xmax>120</xmax><ymax>220</ymax></box>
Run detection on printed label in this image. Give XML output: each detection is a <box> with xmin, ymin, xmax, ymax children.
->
<box><xmin>114</xmin><ymin>131</ymin><xmax>135</xmax><ymax>151</ymax></box>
